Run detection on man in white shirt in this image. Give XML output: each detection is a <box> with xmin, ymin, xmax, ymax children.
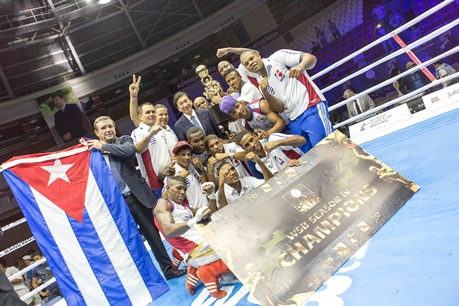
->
<box><xmin>238</xmin><ymin>49</ymin><xmax>334</xmax><ymax>153</ymax></box>
<box><xmin>0</xmin><ymin>259</ymin><xmax>32</xmax><ymax>305</ymax></box>
<box><xmin>168</xmin><ymin>141</ymin><xmax>209</xmax><ymax>209</ymax></box>
<box><xmin>128</xmin><ymin>76</ymin><xmax>176</xmax><ymax>197</ymax></box>
<box><xmin>236</xmin><ymin>130</ymin><xmax>305</xmax><ymax>174</ymax></box>
<box><xmin>222</xmin><ymin>68</ymin><xmax>262</xmax><ymax>102</ymax></box>
<box><xmin>131</xmin><ymin>102</ymin><xmax>175</xmax><ymax>198</ymax></box>
<box><xmin>217</xmin><ymin>152</ymin><xmax>273</xmax><ymax>208</ymax></box>
<box><xmin>155</xmin><ymin>104</ymin><xmax>179</xmax><ymax>153</ymax></box>
<box><xmin>433</xmin><ymin>60</ymin><xmax>458</xmax><ymax>88</ymax></box>
<box><xmin>205</xmin><ymin>134</ymin><xmax>250</xmax><ymax>182</ymax></box>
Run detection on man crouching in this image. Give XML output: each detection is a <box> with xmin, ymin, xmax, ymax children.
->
<box><xmin>154</xmin><ymin>176</ymin><xmax>230</xmax><ymax>298</ymax></box>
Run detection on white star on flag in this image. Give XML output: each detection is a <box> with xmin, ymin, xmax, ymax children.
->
<box><xmin>41</xmin><ymin>159</ymin><xmax>74</xmax><ymax>186</ymax></box>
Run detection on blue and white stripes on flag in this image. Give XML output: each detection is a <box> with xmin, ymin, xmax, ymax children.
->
<box><xmin>2</xmin><ymin>144</ymin><xmax>169</xmax><ymax>306</ymax></box>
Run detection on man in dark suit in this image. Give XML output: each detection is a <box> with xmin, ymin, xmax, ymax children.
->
<box><xmin>173</xmin><ymin>92</ymin><xmax>223</xmax><ymax>141</ymax></box>
<box><xmin>53</xmin><ymin>94</ymin><xmax>88</xmax><ymax>142</ymax></box>
<box><xmin>399</xmin><ymin>62</ymin><xmax>431</xmax><ymax>94</ymax></box>
<box><xmin>87</xmin><ymin>116</ymin><xmax>185</xmax><ymax>280</ymax></box>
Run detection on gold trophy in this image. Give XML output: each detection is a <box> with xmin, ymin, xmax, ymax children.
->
<box><xmin>195</xmin><ymin>64</ymin><xmax>229</xmax><ymax>124</ymax></box>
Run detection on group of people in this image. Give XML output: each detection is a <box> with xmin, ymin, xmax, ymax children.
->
<box><xmin>0</xmin><ymin>249</ymin><xmax>61</xmax><ymax>306</ymax></box>
<box><xmin>85</xmin><ymin>47</ymin><xmax>334</xmax><ymax>299</ymax></box>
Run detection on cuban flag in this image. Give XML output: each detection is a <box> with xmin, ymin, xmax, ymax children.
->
<box><xmin>2</xmin><ymin>144</ymin><xmax>169</xmax><ymax>305</ymax></box>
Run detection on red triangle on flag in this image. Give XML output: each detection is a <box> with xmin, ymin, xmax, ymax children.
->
<box><xmin>9</xmin><ymin>149</ymin><xmax>90</xmax><ymax>222</ymax></box>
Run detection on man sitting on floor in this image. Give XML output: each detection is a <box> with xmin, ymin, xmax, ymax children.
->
<box><xmin>154</xmin><ymin>176</ymin><xmax>230</xmax><ymax>299</ymax></box>
<box><xmin>217</xmin><ymin>151</ymin><xmax>273</xmax><ymax>208</ymax></box>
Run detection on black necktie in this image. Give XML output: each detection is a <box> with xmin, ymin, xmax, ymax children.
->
<box><xmin>355</xmin><ymin>100</ymin><xmax>363</xmax><ymax>114</ymax></box>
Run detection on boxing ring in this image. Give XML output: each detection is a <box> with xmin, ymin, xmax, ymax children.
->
<box><xmin>3</xmin><ymin>1</ymin><xmax>459</xmax><ymax>305</ymax></box>
<box><xmin>148</xmin><ymin>1</ymin><xmax>459</xmax><ymax>305</ymax></box>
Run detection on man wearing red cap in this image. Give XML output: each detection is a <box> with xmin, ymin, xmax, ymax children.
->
<box><xmin>168</xmin><ymin>141</ymin><xmax>211</xmax><ymax>209</ymax></box>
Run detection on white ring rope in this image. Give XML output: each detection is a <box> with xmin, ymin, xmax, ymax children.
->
<box><xmin>329</xmin><ymin>44</ymin><xmax>459</xmax><ymax>112</ymax></box>
<box><xmin>323</xmin><ymin>16</ymin><xmax>459</xmax><ymax>94</ymax></box>
<box><xmin>311</xmin><ymin>0</ymin><xmax>455</xmax><ymax>80</ymax></box>
<box><xmin>334</xmin><ymin>70</ymin><xmax>459</xmax><ymax>128</ymax></box>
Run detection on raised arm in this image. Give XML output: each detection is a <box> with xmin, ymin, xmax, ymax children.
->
<box><xmin>91</xmin><ymin>135</ymin><xmax>137</xmax><ymax>157</ymax></box>
<box><xmin>129</xmin><ymin>75</ymin><xmax>141</xmax><ymax>127</ymax></box>
<box><xmin>217</xmin><ymin>169</ymin><xmax>229</xmax><ymax>209</ymax></box>
<box><xmin>264</xmin><ymin>135</ymin><xmax>306</xmax><ymax>153</ymax></box>
<box><xmin>133</xmin><ymin>125</ymin><xmax>162</xmax><ymax>154</ymax></box>
<box><xmin>246</xmin><ymin>152</ymin><xmax>273</xmax><ymax>181</ymax></box>
<box><xmin>259</xmin><ymin>77</ymin><xmax>285</xmax><ymax>113</ymax></box>
<box><xmin>217</xmin><ymin>47</ymin><xmax>258</xmax><ymax>58</ymax></box>
<box><xmin>259</xmin><ymin>98</ymin><xmax>286</xmax><ymax>135</ymax></box>
<box><xmin>288</xmin><ymin>53</ymin><xmax>317</xmax><ymax>78</ymax></box>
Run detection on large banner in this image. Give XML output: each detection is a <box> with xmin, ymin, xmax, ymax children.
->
<box><xmin>198</xmin><ymin>131</ymin><xmax>419</xmax><ymax>305</ymax></box>
<box><xmin>2</xmin><ymin>145</ymin><xmax>169</xmax><ymax>305</ymax></box>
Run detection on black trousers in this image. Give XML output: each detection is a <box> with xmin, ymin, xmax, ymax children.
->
<box><xmin>124</xmin><ymin>194</ymin><xmax>174</xmax><ymax>275</ymax></box>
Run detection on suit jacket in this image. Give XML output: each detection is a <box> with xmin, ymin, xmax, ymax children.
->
<box><xmin>54</xmin><ymin>103</ymin><xmax>88</xmax><ymax>142</ymax></box>
<box><xmin>174</xmin><ymin>109</ymin><xmax>223</xmax><ymax>141</ymax></box>
<box><xmin>101</xmin><ymin>135</ymin><xmax>157</xmax><ymax>209</ymax></box>
<box><xmin>399</xmin><ymin>72</ymin><xmax>430</xmax><ymax>94</ymax></box>
<box><xmin>346</xmin><ymin>94</ymin><xmax>376</xmax><ymax>120</ymax></box>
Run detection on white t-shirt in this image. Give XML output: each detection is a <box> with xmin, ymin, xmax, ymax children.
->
<box><xmin>255</xmin><ymin>133</ymin><xmax>304</xmax><ymax>174</ymax></box>
<box><xmin>237</xmin><ymin>64</ymin><xmax>258</xmax><ymax>85</ymax></box>
<box><xmin>131</xmin><ymin>122</ymin><xmax>171</xmax><ymax>190</ymax></box>
<box><xmin>5</xmin><ymin>267</ymin><xmax>31</xmax><ymax>303</ymax></box>
<box><xmin>242</xmin><ymin>99</ymin><xmax>275</xmax><ymax>131</ymax></box>
<box><xmin>228</xmin><ymin>119</ymin><xmax>245</xmax><ymax>134</ymax></box>
<box><xmin>238</xmin><ymin>82</ymin><xmax>262</xmax><ymax>103</ymax></box>
<box><xmin>259</xmin><ymin>49</ymin><xmax>325</xmax><ymax>120</ymax></box>
<box><xmin>160</xmin><ymin>125</ymin><xmax>179</xmax><ymax>153</ymax></box>
<box><xmin>214</xmin><ymin>142</ymin><xmax>250</xmax><ymax>180</ymax></box>
<box><xmin>221</xmin><ymin>176</ymin><xmax>264</xmax><ymax>204</ymax></box>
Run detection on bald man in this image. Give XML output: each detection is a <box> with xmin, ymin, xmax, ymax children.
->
<box><xmin>193</xmin><ymin>97</ymin><xmax>210</xmax><ymax>110</ymax></box>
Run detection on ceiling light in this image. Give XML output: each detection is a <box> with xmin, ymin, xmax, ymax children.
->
<box><xmin>98</xmin><ymin>0</ymin><xmax>111</xmax><ymax>4</ymax></box>
<box><xmin>194</xmin><ymin>55</ymin><xmax>200</xmax><ymax>59</ymax></box>
<box><xmin>115</xmin><ymin>89</ymin><xmax>122</xmax><ymax>94</ymax></box>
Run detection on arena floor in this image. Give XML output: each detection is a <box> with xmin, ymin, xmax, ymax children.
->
<box><xmin>144</xmin><ymin>105</ymin><xmax>459</xmax><ymax>306</ymax></box>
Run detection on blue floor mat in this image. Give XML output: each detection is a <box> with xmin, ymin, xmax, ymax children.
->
<box><xmin>148</xmin><ymin>107</ymin><xmax>459</xmax><ymax>306</ymax></box>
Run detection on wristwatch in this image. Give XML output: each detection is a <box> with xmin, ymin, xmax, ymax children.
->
<box><xmin>228</xmin><ymin>153</ymin><xmax>234</xmax><ymax>159</ymax></box>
